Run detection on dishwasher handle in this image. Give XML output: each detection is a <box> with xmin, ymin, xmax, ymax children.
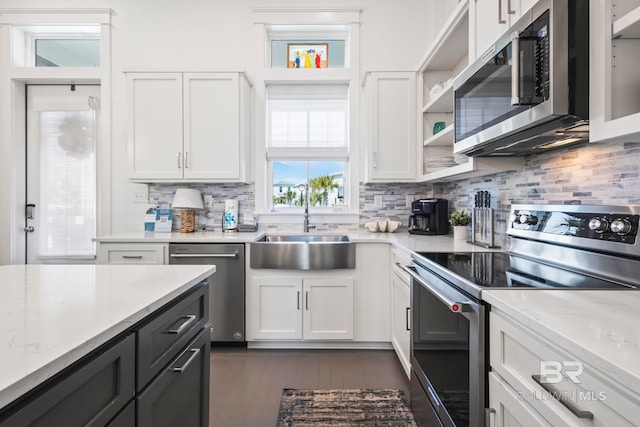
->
<box><xmin>170</xmin><ymin>252</ymin><xmax>238</xmax><ymax>259</ymax></box>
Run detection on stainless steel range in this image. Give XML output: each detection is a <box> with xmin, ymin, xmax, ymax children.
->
<box><xmin>403</xmin><ymin>204</ymin><xmax>640</xmax><ymax>427</ymax></box>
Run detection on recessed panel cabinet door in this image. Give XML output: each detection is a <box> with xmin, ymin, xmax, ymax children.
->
<box><xmin>248</xmin><ymin>278</ymin><xmax>303</xmax><ymax>340</ymax></box>
<box><xmin>366</xmin><ymin>72</ymin><xmax>417</xmax><ymax>182</ymax></box>
<box><xmin>303</xmin><ymin>278</ymin><xmax>354</xmax><ymax>340</ymax></box>
<box><xmin>127</xmin><ymin>73</ymin><xmax>183</xmax><ymax>180</ymax></box>
<box><xmin>183</xmin><ymin>73</ymin><xmax>240</xmax><ymax>180</ymax></box>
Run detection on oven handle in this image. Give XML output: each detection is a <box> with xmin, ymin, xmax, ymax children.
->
<box><xmin>402</xmin><ymin>265</ymin><xmax>473</xmax><ymax>313</ymax></box>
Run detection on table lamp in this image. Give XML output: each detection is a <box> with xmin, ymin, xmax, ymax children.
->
<box><xmin>171</xmin><ymin>188</ymin><xmax>204</xmax><ymax>233</ymax></box>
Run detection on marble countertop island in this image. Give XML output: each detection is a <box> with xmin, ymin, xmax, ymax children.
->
<box><xmin>0</xmin><ymin>264</ymin><xmax>215</xmax><ymax>409</ymax></box>
<box><xmin>483</xmin><ymin>289</ymin><xmax>640</xmax><ymax>395</ymax></box>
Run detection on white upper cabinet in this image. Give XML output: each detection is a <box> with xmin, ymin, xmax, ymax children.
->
<box><xmin>126</xmin><ymin>71</ymin><xmax>252</xmax><ymax>183</ymax></box>
<box><xmin>590</xmin><ymin>0</ymin><xmax>640</xmax><ymax>143</ymax></box>
<box><xmin>127</xmin><ymin>73</ymin><xmax>184</xmax><ymax>181</ymax></box>
<box><xmin>471</xmin><ymin>0</ymin><xmax>539</xmax><ymax>60</ymax></box>
<box><xmin>362</xmin><ymin>71</ymin><xmax>417</xmax><ymax>182</ymax></box>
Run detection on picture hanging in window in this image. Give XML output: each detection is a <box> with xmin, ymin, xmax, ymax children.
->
<box><xmin>287</xmin><ymin>43</ymin><xmax>328</xmax><ymax>68</ymax></box>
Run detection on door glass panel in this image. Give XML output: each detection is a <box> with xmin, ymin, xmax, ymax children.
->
<box><xmin>37</xmin><ymin>109</ymin><xmax>96</xmax><ymax>258</ymax></box>
<box><xmin>454</xmin><ymin>44</ymin><xmax>526</xmax><ymax>142</ymax></box>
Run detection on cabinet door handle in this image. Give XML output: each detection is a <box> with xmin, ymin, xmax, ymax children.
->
<box><xmin>122</xmin><ymin>255</ymin><xmax>143</xmax><ymax>259</ymax></box>
<box><xmin>531</xmin><ymin>375</ymin><xmax>594</xmax><ymax>419</ymax></box>
<box><xmin>177</xmin><ymin>152</ymin><xmax>182</xmax><ymax>168</ymax></box>
<box><xmin>485</xmin><ymin>408</ymin><xmax>496</xmax><ymax>427</ymax></box>
<box><xmin>168</xmin><ymin>314</ymin><xmax>197</xmax><ymax>334</ymax></box>
<box><xmin>507</xmin><ymin>0</ymin><xmax>515</xmax><ymax>14</ymax></box>
<box><xmin>173</xmin><ymin>348</ymin><xmax>200</xmax><ymax>373</ymax></box>
<box><xmin>185</xmin><ymin>151</ymin><xmax>189</xmax><ymax>168</ymax></box>
<box><xmin>305</xmin><ymin>291</ymin><xmax>309</xmax><ymax>310</ymax></box>
<box><xmin>297</xmin><ymin>291</ymin><xmax>300</xmax><ymax>310</ymax></box>
<box><xmin>373</xmin><ymin>151</ymin><xmax>377</xmax><ymax>169</ymax></box>
<box><xmin>498</xmin><ymin>0</ymin><xmax>506</xmax><ymax>23</ymax></box>
<box><xmin>405</xmin><ymin>307</ymin><xmax>410</xmax><ymax>331</ymax></box>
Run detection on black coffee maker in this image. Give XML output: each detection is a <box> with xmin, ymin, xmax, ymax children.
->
<box><xmin>408</xmin><ymin>199</ymin><xmax>449</xmax><ymax>235</ymax></box>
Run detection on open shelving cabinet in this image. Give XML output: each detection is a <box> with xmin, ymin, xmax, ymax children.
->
<box><xmin>590</xmin><ymin>0</ymin><xmax>640</xmax><ymax>143</ymax></box>
<box><xmin>416</xmin><ymin>0</ymin><xmax>523</xmax><ymax>182</ymax></box>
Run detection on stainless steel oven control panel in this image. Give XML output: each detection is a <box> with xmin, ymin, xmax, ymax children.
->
<box><xmin>510</xmin><ymin>209</ymin><xmax>639</xmax><ymax>243</ymax></box>
<box><xmin>508</xmin><ymin>205</ymin><xmax>640</xmax><ymax>256</ymax></box>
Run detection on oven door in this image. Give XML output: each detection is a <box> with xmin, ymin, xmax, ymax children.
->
<box><xmin>403</xmin><ymin>265</ymin><xmax>486</xmax><ymax>427</ymax></box>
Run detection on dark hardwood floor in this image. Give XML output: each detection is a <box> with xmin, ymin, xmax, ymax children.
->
<box><xmin>209</xmin><ymin>348</ymin><xmax>410</xmax><ymax>427</ymax></box>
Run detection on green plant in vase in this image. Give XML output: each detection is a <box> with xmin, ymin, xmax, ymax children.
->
<box><xmin>449</xmin><ymin>209</ymin><xmax>471</xmax><ymax>240</ymax></box>
<box><xmin>449</xmin><ymin>210</ymin><xmax>471</xmax><ymax>226</ymax></box>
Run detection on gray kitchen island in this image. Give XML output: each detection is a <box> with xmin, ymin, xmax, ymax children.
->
<box><xmin>0</xmin><ymin>264</ymin><xmax>214</xmax><ymax>426</ymax></box>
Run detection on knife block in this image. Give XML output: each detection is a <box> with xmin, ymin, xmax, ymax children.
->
<box><xmin>469</xmin><ymin>208</ymin><xmax>500</xmax><ymax>248</ymax></box>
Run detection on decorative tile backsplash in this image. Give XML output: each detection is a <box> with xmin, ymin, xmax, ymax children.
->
<box><xmin>149</xmin><ymin>141</ymin><xmax>640</xmax><ymax>240</ymax></box>
<box><xmin>149</xmin><ymin>183</ymin><xmax>255</xmax><ymax>231</ymax></box>
<box><xmin>435</xmin><ymin>141</ymin><xmax>640</xmax><ymax>247</ymax></box>
<box><xmin>359</xmin><ymin>182</ymin><xmax>434</xmax><ymax>227</ymax></box>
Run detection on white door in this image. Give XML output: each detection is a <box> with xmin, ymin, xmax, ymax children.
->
<box><xmin>391</xmin><ymin>269</ymin><xmax>411</xmax><ymax>378</ymax></box>
<box><xmin>127</xmin><ymin>73</ymin><xmax>183</xmax><ymax>180</ymax></box>
<box><xmin>26</xmin><ymin>85</ymin><xmax>100</xmax><ymax>264</ymax></box>
<box><xmin>183</xmin><ymin>73</ymin><xmax>240</xmax><ymax>180</ymax></box>
<box><xmin>249</xmin><ymin>278</ymin><xmax>303</xmax><ymax>340</ymax></box>
<box><xmin>303</xmin><ymin>278</ymin><xmax>354</xmax><ymax>340</ymax></box>
<box><xmin>367</xmin><ymin>72</ymin><xmax>416</xmax><ymax>182</ymax></box>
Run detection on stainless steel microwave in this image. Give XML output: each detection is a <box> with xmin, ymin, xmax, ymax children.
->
<box><xmin>453</xmin><ymin>0</ymin><xmax>589</xmax><ymax>157</ymax></box>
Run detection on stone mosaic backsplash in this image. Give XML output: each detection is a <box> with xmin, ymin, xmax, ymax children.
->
<box><xmin>435</xmin><ymin>141</ymin><xmax>640</xmax><ymax>247</ymax></box>
<box><xmin>359</xmin><ymin>182</ymin><xmax>434</xmax><ymax>228</ymax></box>
<box><xmin>149</xmin><ymin>183</ymin><xmax>255</xmax><ymax>231</ymax></box>
<box><xmin>149</xmin><ymin>141</ymin><xmax>640</xmax><ymax>240</ymax></box>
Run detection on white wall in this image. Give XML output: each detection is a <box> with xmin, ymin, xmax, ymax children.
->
<box><xmin>0</xmin><ymin>0</ymin><xmax>436</xmax><ymax>264</ymax></box>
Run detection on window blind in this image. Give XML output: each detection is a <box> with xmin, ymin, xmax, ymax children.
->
<box><xmin>266</xmin><ymin>84</ymin><xmax>349</xmax><ymax>151</ymax></box>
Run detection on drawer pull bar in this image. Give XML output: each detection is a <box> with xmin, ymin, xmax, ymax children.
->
<box><xmin>173</xmin><ymin>348</ymin><xmax>200</xmax><ymax>373</ymax></box>
<box><xmin>531</xmin><ymin>375</ymin><xmax>594</xmax><ymax>419</ymax></box>
<box><xmin>168</xmin><ymin>314</ymin><xmax>197</xmax><ymax>334</ymax></box>
<box><xmin>122</xmin><ymin>255</ymin><xmax>143</xmax><ymax>259</ymax></box>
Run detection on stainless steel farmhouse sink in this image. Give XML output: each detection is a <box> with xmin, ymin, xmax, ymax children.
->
<box><xmin>250</xmin><ymin>235</ymin><xmax>355</xmax><ymax>270</ymax></box>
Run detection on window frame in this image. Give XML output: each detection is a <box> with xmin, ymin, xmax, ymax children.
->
<box><xmin>266</xmin><ymin>83</ymin><xmax>350</xmax><ymax>213</ymax></box>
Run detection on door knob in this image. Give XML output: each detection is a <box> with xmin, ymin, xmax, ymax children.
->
<box><xmin>24</xmin><ymin>226</ymin><xmax>35</xmax><ymax>232</ymax></box>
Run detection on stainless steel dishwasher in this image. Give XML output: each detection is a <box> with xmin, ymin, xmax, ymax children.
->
<box><xmin>169</xmin><ymin>243</ymin><xmax>245</xmax><ymax>344</ymax></box>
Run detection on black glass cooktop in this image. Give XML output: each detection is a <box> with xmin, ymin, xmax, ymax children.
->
<box><xmin>414</xmin><ymin>252</ymin><xmax>636</xmax><ymax>290</ymax></box>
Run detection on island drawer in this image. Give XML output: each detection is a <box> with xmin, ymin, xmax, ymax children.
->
<box><xmin>97</xmin><ymin>243</ymin><xmax>168</xmax><ymax>265</ymax></box>
<box><xmin>490</xmin><ymin>311</ymin><xmax>640</xmax><ymax>426</ymax></box>
<box><xmin>137</xmin><ymin>327</ymin><xmax>210</xmax><ymax>427</ymax></box>
<box><xmin>0</xmin><ymin>334</ymin><xmax>135</xmax><ymax>427</ymax></box>
<box><xmin>136</xmin><ymin>282</ymin><xmax>209</xmax><ymax>391</ymax></box>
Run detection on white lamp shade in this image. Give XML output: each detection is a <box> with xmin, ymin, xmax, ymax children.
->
<box><xmin>171</xmin><ymin>188</ymin><xmax>204</xmax><ymax>209</ymax></box>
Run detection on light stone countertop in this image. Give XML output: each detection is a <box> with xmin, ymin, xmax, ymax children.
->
<box><xmin>94</xmin><ymin>229</ymin><xmax>501</xmax><ymax>254</ymax></box>
<box><xmin>0</xmin><ymin>264</ymin><xmax>215</xmax><ymax>410</ymax></box>
<box><xmin>482</xmin><ymin>289</ymin><xmax>640</xmax><ymax>396</ymax></box>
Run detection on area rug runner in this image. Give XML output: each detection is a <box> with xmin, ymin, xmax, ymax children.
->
<box><xmin>276</xmin><ymin>388</ymin><xmax>417</xmax><ymax>426</ymax></box>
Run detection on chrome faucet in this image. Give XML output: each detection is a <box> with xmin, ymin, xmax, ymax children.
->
<box><xmin>303</xmin><ymin>184</ymin><xmax>316</xmax><ymax>233</ymax></box>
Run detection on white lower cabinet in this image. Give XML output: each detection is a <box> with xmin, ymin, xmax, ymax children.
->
<box><xmin>390</xmin><ymin>266</ymin><xmax>410</xmax><ymax>378</ymax></box>
<box><xmin>488</xmin><ymin>310</ymin><xmax>640</xmax><ymax>427</ymax></box>
<box><xmin>246</xmin><ymin>243</ymin><xmax>390</xmax><ymax>346</ymax></box>
<box><xmin>488</xmin><ymin>372</ymin><xmax>552</xmax><ymax>427</ymax></box>
<box><xmin>248</xmin><ymin>277</ymin><xmax>354</xmax><ymax>341</ymax></box>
